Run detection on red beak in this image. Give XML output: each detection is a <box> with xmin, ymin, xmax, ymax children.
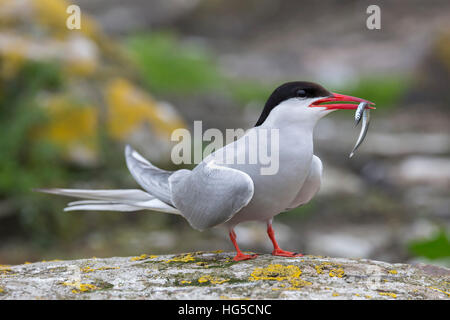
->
<box><xmin>310</xmin><ymin>92</ymin><xmax>375</xmax><ymax>110</ymax></box>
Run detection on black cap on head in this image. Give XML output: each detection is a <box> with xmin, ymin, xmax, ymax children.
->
<box><xmin>255</xmin><ymin>81</ymin><xmax>332</xmax><ymax>126</ymax></box>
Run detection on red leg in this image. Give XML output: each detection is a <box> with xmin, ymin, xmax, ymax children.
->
<box><xmin>267</xmin><ymin>220</ymin><xmax>303</xmax><ymax>257</ymax></box>
<box><xmin>229</xmin><ymin>229</ymin><xmax>258</xmax><ymax>261</ymax></box>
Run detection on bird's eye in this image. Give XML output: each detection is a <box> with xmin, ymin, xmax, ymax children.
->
<box><xmin>296</xmin><ymin>89</ymin><xmax>307</xmax><ymax>98</ymax></box>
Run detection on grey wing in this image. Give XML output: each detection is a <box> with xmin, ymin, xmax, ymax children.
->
<box><xmin>286</xmin><ymin>155</ymin><xmax>323</xmax><ymax>210</ymax></box>
<box><xmin>125</xmin><ymin>145</ymin><xmax>173</xmax><ymax>205</ymax></box>
<box><xmin>169</xmin><ymin>160</ymin><xmax>254</xmax><ymax>231</ymax></box>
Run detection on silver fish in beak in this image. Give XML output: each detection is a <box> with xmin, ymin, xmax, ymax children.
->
<box><xmin>349</xmin><ymin>102</ymin><xmax>370</xmax><ymax>158</ymax></box>
<box><xmin>354</xmin><ymin>101</ymin><xmax>368</xmax><ymax>126</ymax></box>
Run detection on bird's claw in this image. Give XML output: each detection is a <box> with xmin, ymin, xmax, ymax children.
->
<box><xmin>233</xmin><ymin>253</ymin><xmax>258</xmax><ymax>261</ymax></box>
<box><xmin>272</xmin><ymin>249</ymin><xmax>303</xmax><ymax>257</ymax></box>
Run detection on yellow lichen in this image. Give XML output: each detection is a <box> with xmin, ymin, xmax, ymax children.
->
<box><xmin>130</xmin><ymin>254</ymin><xmax>148</xmax><ymax>262</ymax></box>
<box><xmin>329</xmin><ymin>268</ymin><xmax>345</xmax><ymax>278</ymax></box>
<box><xmin>62</xmin><ymin>281</ymin><xmax>97</xmax><ymax>293</ymax></box>
<box><xmin>314</xmin><ymin>262</ymin><xmax>335</xmax><ymax>275</ymax></box>
<box><xmin>286</xmin><ymin>278</ymin><xmax>312</xmax><ymax>290</ymax></box>
<box><xmin>388</xmin><ymin>269</ymin><xmax>398</xmax><ymax>275</ymax></box>
<box><xmin>314</xmin><ymin>265</ymin><xmax>324</xmax><ymax>274</ymax></box>
<box><xmin>180</xmin><ymin>280</ymin><xmax>192</xmax><ymax>284</ymax></box>
<box><xmin>250</xmin><ymin>264</ymin><xmax>311</xmax><ymax>291</ymax></box>
<box><xmin>332</xmin><ymin>293</ymin><xmax>340</xmax><ymax>297</ymax></box>
<box><xmin>197</xmin><ymin>275</ymin><xmax>229</xmax><ymax>285</ymax></box>
<box><xmin>165</xmin><ymin>253</ymin><xmax>195</xmax><ymax>263</ymax></box>
<box><xmin>81</xmin><ymin>265</ymin><xmax>119</xmax><ymax>272</ymax></box>
<box><xmin>81</xmin><ymin>266</ymin><xmax>95</xmax><ymax>273</ymax></box>
<box><xmin>379</xmin><ymin>292</ymin><xmax>397</xmax><ymax>299</ymax></box>
<box><xmin>130</xmin><ymin>254</ymin><xmax>158</xmax><ymax>262</ymax></box>
<box><xmin>198</xmin><ymin>277</ymin><xmax>209</xmax><ymax>283</ymax></box>
<box><xmin>196</xmin><ymin>262</ymin><xmax>209</xmax><ymax>268</ymax></box>
<box><xmin>250</xmin><ymin>264</ymin><xmax>302</xmax><ymax>281</ymax></box>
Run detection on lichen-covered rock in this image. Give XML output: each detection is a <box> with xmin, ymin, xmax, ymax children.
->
<box><xmin>1</xmin><ymin>252</ymin><xmax>448</xmax><ymax>299</ymax></box>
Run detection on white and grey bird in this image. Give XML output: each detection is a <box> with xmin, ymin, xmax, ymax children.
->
<box><xmin>37</xmin><ymin>82</ymin><xmax>374</xmax><ymax>261</ymax></box>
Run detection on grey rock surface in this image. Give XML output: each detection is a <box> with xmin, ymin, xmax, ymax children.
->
<box><xmin>1</xmin><ymin>251</ymin><xmax>449</xmax><ymax>300</ymax></box>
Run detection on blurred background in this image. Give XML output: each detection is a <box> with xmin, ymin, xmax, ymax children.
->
<box><xmin>0</xmin><ymin>0</ymin><xmax>449</xmax><ymax>267</ymax></box>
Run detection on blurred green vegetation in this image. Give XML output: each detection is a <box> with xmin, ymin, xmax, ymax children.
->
<box><xmin>0</xmin><ymin>60</ymin><xmax>70</xmax><ymax>244</ymax></box>
<box><xmin>126</xmin><ymin>32</ymin><xmax>271</xmax><ymax>105</ymax></box>
<box><xmin>409</xmin><ymin>229</ymin><xmax>450</xmax><ymax>261</ymax></box>
<box><xmin>127</xmin><ymin>33</ymin><xmax>224</xmax><ymax>94</ymax></box>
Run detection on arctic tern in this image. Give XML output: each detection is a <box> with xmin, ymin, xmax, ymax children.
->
<box><xmin>37</xmin><ymin>81</ymin><xmax>374</xmax><ymax>261</ymax></box>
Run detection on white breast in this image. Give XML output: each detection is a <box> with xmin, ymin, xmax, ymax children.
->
<box><xmin>222</xmin><ymin>124</ymin><xmax>315</xmax><ymax>227</ymax></box>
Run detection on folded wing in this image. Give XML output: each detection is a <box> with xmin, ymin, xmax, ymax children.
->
<box><xmin>169</xmin><ymin>160</ymin><xmax>254</xmax><ymax>231</ymax></box>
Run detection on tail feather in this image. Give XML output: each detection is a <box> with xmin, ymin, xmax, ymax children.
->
<box><xmin>36</xmin><ymin>188</ymin><xmax>181</xmax><ymax>215</ymax></box>
<box><xmin>65</xmin><ymin>203</ymin><xmax>145</xmax><ymax>212</ymax></box>
<box><xmin>68</xmin><ymin>200</ymin><xmax>119</xmax><ymax>206</ymax></box>
<box><xmin>34</xmin><ymin>188</ymin><xmax>153</xmax><ymax>202</ymax></box>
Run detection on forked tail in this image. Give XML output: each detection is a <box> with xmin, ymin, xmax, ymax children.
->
<box><xmin>35</xmin><ymin>188</ymin><xmax>180</xmax><ymax>214</ymax></box>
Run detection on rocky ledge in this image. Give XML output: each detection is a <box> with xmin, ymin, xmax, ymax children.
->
<box><xmin>0</xmin><ymin>252</ymin><xmax>449</xmax><ymax>300</ymax></box>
